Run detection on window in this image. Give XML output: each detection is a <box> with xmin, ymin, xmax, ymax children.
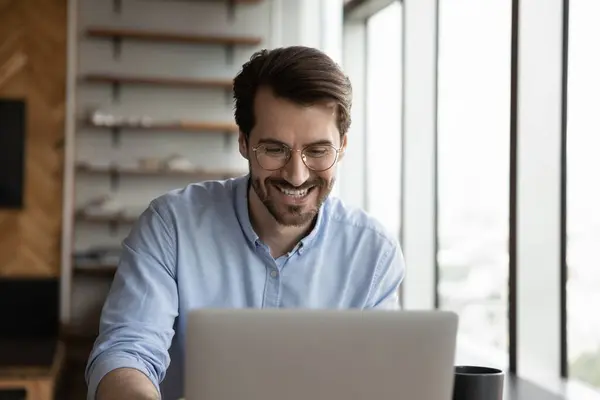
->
<box><xmin>365</xmin><ymin>1</ymin><xmax>403</xmax><ymax>237</ymax></box>
<box><xmin>437</xmin><ymin>0</ymin><xmax>512</xmax><ymax>355</ymax></box>
<box><xmin>567</xmin><ymin>0</ymin><xmax>600</xmax><ymax>389</ymax></box>
<box><xmin>348</xmin><ymin>0</ymin><xmax>600</xmax><ymax>395</ymax></box>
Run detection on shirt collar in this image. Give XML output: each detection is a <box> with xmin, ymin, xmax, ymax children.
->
<box><xmin>235</xmin><ymin>174</ymin><xmax>260</xmax><ymax>247</ymax></box>
<box><xmin>234</xmin><ymin>174</ymin><xmax>328</xmax><ymax>252</ymax></box>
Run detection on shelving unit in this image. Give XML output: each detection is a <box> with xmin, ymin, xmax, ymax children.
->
<box><xmin>75</xmin><ymin>162</ymin><xmax>245</xmax><ymax>191</ymax></box>
<box><xmin>83</xmin><ymin>72</ymin><xmax>235</xmax><ymax>102</ymax></box>
<box><xmin>65</xmin><ymin>0</ymin><xmax>265</xmax><ymax>338</ymax></box>
<box><xmin>83</xmin><ymin>119</ymin><xmax>239</xmax><ymax>147</ymax></box>
<box><xmin>83</xmin><ymin>72</ymin><xmax>236</xmax><ymax>102</ymax></box>
<box><xmin>86</xmin><ymin>25</ymin><xmax>262</xmax><ymax>62</ymax></box>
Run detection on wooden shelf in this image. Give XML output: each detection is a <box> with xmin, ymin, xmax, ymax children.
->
<box><xmin>86</xmin><ymin>27</ymin><xmax>262</xmax><ymax>46</ymax></box>
<box><xmin>75</xmin><ymin>162</ymin><xmax>244</xmax><ymax>179</ymax></box>
<box><xmin>84</xmin><ymin>120</ymin><xmax>238</xmax><ymax>134</ymax></box>
<box><xmin>75</xmin><ymin>212</ymin><xmax>138</xmax><ymax>224</ymax></box>
<box><xmin>83</xmin><ymin>73</ymin><xmax>233</xmax><ymax>90</ymax></box>
<box><xmin>60</xmin><ymin>323</ymin><xmax>98</xmax><ymax>342</ymax></box>
<box><xmin>0</xmin><ymin>341</ymin><xmax>65</xmax><ymax>391</ymax></box>
<box><xmin>74</xmin><ymin>264</ymin><xmax>117</xmax><ymax>277</ymax></box>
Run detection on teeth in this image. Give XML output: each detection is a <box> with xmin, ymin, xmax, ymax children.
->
<box><xmin>278</xmin><ymin>187</ymin><xmax>309</xmax><ymax>197</ymax></box>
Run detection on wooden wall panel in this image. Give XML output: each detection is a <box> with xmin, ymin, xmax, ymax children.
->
<box><xmin>0</xmin><ymin>0</ymin><xmax>67</xmax><ymax>277</ymax></box>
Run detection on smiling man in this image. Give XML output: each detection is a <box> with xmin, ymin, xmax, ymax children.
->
<box><xmin>85</xmin><ymin>46</ymin><xmax>406</xmax><ymax>400</ymax></box>
<box><xmin>241</xmin><ymin>82</ymin><xmax>346</xmax><ymax>258</ymax></box>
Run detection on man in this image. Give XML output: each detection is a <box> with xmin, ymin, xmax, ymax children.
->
<box><xmin>85</xmin><ymin>46</ymin><xmax>405</xmax><ymax>400</ymax></box>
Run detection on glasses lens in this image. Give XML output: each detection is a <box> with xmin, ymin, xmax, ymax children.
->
<box><xmin>303</xmin><ymin>145</ymin><xmax>338</xmax><ymax>171</ymax></box>
<box><xmin>256</xmin><ymin>144</ymin><xmax>289</xmax><ymax>170</ymax></box>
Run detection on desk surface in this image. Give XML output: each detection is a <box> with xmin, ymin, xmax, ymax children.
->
<box><xmin>0</xmin><ymin>340</ymin><xmax>63</xmax><ymax>380</ymax></box>
<box><xmin>0</xmin><ymin>339</ymin><xmax>56</xmax><ymax>368</ymax></box>
<box><xmin>506</xmin><ymin>374</ymin><xmax>565</xmax><ymax>400</ymax></box>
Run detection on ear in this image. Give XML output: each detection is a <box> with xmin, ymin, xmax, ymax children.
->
<box><xmin>238</xmin><ymin>131</ymin><xmax>249</xmax><ymax>160</ymax></box>
<box><xmin>338</xmin><ymin>134</ymin><xmax>348</xmax><ymax>162</ymax></box>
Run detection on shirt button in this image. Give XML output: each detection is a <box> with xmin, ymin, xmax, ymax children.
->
<box><xmin>270</xmin><ymin>270</ymin><xmax>278</xmax><ymax>278</ymax></box>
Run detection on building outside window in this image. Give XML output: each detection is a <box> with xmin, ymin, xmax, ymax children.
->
<box><xmin>437</xmin><ymin>0</ymin><xmax>512</xmax><ymax>356</ymax></box>
<box><xmin>566</xmin><ymin>0</ymin><xmax>600</xmax><ymax>390</ymax></box>
<box><xmin>365</xmin><ymin>1</ymin><xmax>403</xmax><ymax>238</ymax></box>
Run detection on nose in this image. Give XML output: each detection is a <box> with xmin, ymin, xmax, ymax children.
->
<box><xmin>281</xmin><ymin>151</ymin><xmax>310</xmax><ymax>187</ymax></box>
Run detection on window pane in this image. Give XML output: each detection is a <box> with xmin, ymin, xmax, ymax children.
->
<box><xmin>567</xmin><ymin>0</ymin><xmax>600</xmax><ymax>390</ymax></box>
<box><xmin>366</xmin><ymin>1</ymin><xmax>402</xmax><ymax>237</ymax></box>
<box><xmin>437</xmin><ymin>0</ymin><xmax>511</xmax><ymax>355</ymax></box>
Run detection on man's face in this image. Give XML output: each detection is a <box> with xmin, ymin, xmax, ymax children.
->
<box><xmin>239</xmin><ymin>87</ymin><xmax>347</xmax><ymax>227</ymax></box>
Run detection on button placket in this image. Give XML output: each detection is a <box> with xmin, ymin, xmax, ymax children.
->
<box><xmin>262</xmin><ymin>256</ymin><xmax>281</xmax><ymax>308</ymax></box>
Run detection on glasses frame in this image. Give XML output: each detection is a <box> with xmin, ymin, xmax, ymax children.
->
<box><xmin>251</xmin><ymin>142</ymin><xmax>343</xmax><ymax>172</ymax></box>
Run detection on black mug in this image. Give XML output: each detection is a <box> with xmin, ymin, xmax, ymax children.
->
<box><xmin>452</xmin><ymin>365</ymin><xmax>504</xmax><ymax>400</ymax></box>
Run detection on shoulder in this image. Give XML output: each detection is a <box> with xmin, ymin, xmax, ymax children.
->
<box><xmin>321</xmin><ymin>197</ymin><xmax>406</xmax><ymax>305</ymax></box>
<box><xmin>145</xmin><ymin>175</ymin><xmax>242</xmax><ymax>222</ymax></box>
<box><xmin>323</xmin><ymin>196</ymin><xmax>399</xmax><ymax>251</ymax></box>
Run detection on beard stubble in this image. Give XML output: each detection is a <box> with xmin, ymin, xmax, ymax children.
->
<box><xmin>250</xmin><ymin>173</ymin><xmax>334</xmax><ymax>227</ymax></box>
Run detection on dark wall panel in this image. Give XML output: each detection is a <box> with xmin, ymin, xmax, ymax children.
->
<box><xmin>0</xmin><ymin>99</ymin><xmax>26</xmax><ymax>209</ymax></box>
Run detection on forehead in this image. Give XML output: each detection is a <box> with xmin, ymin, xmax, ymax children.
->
<box><xmin>251</xmin><ymin>87</ymin><xmax>340</xmax><ymax>146</ymax></box>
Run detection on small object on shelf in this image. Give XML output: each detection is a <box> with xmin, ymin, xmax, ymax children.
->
<box><xmin>90</xmin><ymin>109</ymin><xmax>117</xmax><ymax>127</ymax></box>
<box><xmin>127</xmin><ymin>116</ymin><xmax>142</xmax><ymax>127</ymax></box>
<box><xmin>162</xmin><ymin>154</ymin><xmax>195</xmax><ymax>171</ymax></box>
<box><xmin>84</xmin><ymin>116</ymin><xmax>238</xmax><ymax>133</ymax></box>
<box><xmin>138</xmin><ymin>157</ymin><xmax>163</xmax><ymax>171</ymax></box>
<box><xmin>140</xmin><ymin>116</ymin><xmax>153</xmax><ymax>127</ymax></box>
<box><xmin>79</xmin><ymin>195</ymin><xmax>123</xmax><ymax>218</ymax></box>
<box><xmin>74</xmin><ymin>246</ymin><xmax>122</xmax><ymax>267</ymax></box>
<box><xmin>76</xmin><ymin>161</ymin><xmax>245</xmax><ymax>179</ymax></box>
<box><xmin>75</xmin><ymin>211</ymin><xmax>138</xmax><ymax>225</ymax></box>
<box><xmin>138</xmin><ymin>154</ymin><xmax>196</xmax><ymax>172</ymax></box>
<box><xmin>88</xmin><ymin>109</ymin><xmax>157</xmax><ymax>129</ymax></box>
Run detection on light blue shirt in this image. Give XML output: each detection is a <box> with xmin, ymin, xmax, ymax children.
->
<box><xmin>85</xmin><ymin>174</ymin><xmax>405</xmax><ymax>400</ymax></box>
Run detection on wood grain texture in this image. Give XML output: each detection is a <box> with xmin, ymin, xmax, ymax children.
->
<box><xmin>0</xmin><ymin>341</ymin><xmax>65</xmax><ymax>400</ymax></box>
<box><xmin>0</xmin><ymin>0</ymin><xmax>67</xmax><ymax>278</ymax></box>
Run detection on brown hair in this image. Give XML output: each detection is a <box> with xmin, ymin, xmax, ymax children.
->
<box><xmin>233</xmin><ymin>46</ymin><xmax>352</xmax><ymax>138</ymax></box>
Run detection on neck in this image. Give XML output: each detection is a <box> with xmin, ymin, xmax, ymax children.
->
<box><xmin>248</xmin><ymin>185</ymin><xmax>314</xmax><ymax>258</ymax></box>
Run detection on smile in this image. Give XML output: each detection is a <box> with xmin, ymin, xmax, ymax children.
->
<box><xmin>274</xmin><ymin>185</ymin><xmax>314</xmax><ymax>198</ymax></box>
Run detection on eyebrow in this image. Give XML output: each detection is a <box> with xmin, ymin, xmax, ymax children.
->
<box><xmin>257</xmin><ymin>138</ymin><xmax>334</xmax><ymax>147</ymax></box>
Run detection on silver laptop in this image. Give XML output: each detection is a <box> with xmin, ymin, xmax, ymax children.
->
<box><xmin>185</xmin><ymin>309</ymin><xmax>458</xmax><ymax>400</ymax></box>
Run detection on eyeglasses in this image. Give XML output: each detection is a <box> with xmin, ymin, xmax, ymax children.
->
<box><xmin>252</xmin><ymin>142</ymin><xmax>342</xmax><ymax>172</ymax></box>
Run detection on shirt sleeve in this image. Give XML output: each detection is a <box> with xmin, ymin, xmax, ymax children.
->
<box><xmin>85</xmin><ymin>200</ymin><xmax>179</xmax><ymax>400</ymax></box>
<box><xmin>366</xmin><ymin>240</ymin><xmax>406</xmax><ymax>310</ymax></box>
